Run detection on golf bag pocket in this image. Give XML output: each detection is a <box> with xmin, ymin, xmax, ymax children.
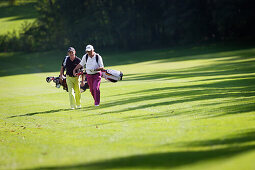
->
<box><xmin>101</xmin><ymin>69</ymin><xmax>123</xmax><ymax>82</ymax></box>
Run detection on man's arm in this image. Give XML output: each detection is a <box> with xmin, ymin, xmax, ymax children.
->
<box><xmin>73</xmin><ymin>63</ymin><xmax>82</xmax><ymax>76</ymax></box>
<box><xmin>60</xmin><ymin>56</ymin><xmax>68</xmax><ymax>81</ymax></box>
<box><xmin>59</xmin><ymin>66</ymin><xmax>65</xmax><ymax>83</ymax></box>
<box><xmin>60</xmin><ymin>66</ymin><xmax>65</xmax><ymax>77</ymax></box>
<box><xmin>80</xmin><ymin>73</ymin><xmax>86</xmax><ymax>86</ymax></box>
<box><xmin>94</xmin><ymin>67</ymin><xmax>104</xmax><ymax>71</ymax></box>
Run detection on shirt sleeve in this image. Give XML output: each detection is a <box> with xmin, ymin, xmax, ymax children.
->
<box><xmin>97</xmin><ymin>54</ymin><xmax>104</xmax><ymax>68</ymax></box>
<box><xmin>62</xmin><ymin>56</ymin><xmax>68</xmax><ymax>68</ymax></box>
<box><xmin>79</xmin><ymin>54</ymin><xmax>87</xmax><ymax>67</ymax></box>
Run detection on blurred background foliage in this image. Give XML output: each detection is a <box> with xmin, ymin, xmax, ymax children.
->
<box><xmin>1</xmin><ymin>0</ymin><xmax>255</xmax><ymax>52</ymax></box>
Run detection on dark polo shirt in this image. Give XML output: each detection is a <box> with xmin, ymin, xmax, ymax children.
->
<box><xmin>62</xmin><ymin>56</ymin><xmax>82</xmax><ymax>77</ymax></box>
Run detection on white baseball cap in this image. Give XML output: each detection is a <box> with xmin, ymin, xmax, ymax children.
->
<box><xmin>86</xmin><ymin>45</ymin><xmax>94</xmax><ymax>51</ymax></box>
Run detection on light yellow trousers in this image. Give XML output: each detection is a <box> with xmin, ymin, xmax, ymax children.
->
<box><xmin>66</xmin><ymin>76</ymin><xmax>81</xmax><ymax>108</ymax></box>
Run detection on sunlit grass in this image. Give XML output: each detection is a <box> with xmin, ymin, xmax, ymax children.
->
<box><xmin>0</xmin><ymin>0</ymin><xmax>37</xmax><ymax>35</ymax></box>
<box><xmin>0</xmin><ymin>45</ymin><xmax>255</xmax><ymax>169</ymax></box>
<box><xmin>0</xmin><ymin>17</ymin><xmax>35</xmax><ymax>35</ymax></box>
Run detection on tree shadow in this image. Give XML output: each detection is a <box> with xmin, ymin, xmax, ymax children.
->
<box><xmin>202</xmin><ymin>102</ymin><xmax>255</xmax><ymax>119</ymax></box>
<box><xmin>91</xmin><ymin>77</ymin><xmax>255</xmax><ymax>113</ymax></box>
<box><xmin>0</xmin><ymin>50</ymin><xmax>62</xmax><ymax>77</ymax></box>
<box><xmin>7</xmin><ymin>108</ymin><xmax>71</xmax><ymax>118</ymax></box>
<box><xmin>0</xmin><ymin>43</ymin><xmax>255</xmax><ymax>77</ymax></box>
<box><xmin>172</xmin><ymin>128</ymin><xmax>255</xmax><ymax>148</ymax></box>
<box><xmin>124</xmin><ymin>56</ymin><xmax>255</xmax><ymax>82</ymax></box>
<box><xmin>102</xmin><ymin>43</ymin><xmax>255</xmax><ymax>67</ymax></box>
<box><xmin>0</xmin><ymin>2</ymin><xmax>37</xmax><ymax>20</ymax></box>
<box><xmin>88</xmin><ymin>100</ymin><xmax>255</xmax><ymax>127</ymax></box>
<box><xmin>34</xmin><ymin>129</ymin><xmax>255</xmax><ymax>169</ymax></box>
<box><xmin>102</xmin><ymin>51</ymin><xmax>255</xmax><ymax>118</ymax></box>
<box><xmin>82</xmin><ymin>75</ymin><xmax>255</xmax><ymax>126</ymax></box>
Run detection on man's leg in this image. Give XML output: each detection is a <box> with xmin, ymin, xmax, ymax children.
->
<box><xmin>73</xmin><ymin>77</ymin><xmax>81</xmax><ymax>106</ymax></box>
<box><xmin>66</xmin><ymin>76</ymin><xmax>76</xmax><ymax>109</ymax></box>
<box><xmin>93</xmin><ymin>73</ymin><xmax>101</xmax><ymax>106</ymax></box>
<box><xmin>86</xmin><ymin>74</ymin><xmax>95</xmax><ymax>100</ymax></box>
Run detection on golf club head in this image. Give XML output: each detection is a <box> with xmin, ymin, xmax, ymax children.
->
<box><xmin>46</xmin><ymin>77</ymin><xmax>54</xmax><ymax>83</ymax></box>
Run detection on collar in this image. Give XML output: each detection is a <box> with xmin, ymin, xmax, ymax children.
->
<box><xmin>88</xmin><ymin>53</ymin><xmax>96</xmax><ymax>58</ymax></box>
<box><xmin>69</xmin><ymin>56</ymin><xmax>77</xmax><ymax>61</ymax></box>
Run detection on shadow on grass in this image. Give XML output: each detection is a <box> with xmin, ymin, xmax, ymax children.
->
<box><xmin>124</xmin><ymin>58</ymin><xmax>255</xmax><ymax>82</ymax></box>
<box><xmin>102</xmin><ymin>43</ymin><xmax>255</xmax><ymax>67</ymax></box>
<box><xmin>0</xmin><ymin>50</ymin><xmax>65</xmax><ymax>77</ymax></box>
<box><xmin>0</xmin><ymin>2</ymin><xmax>37</xmax><ymax>20</ymax></box>
<box><xmin>0</xmin><ymin>43</ymin><xmax>255</xmax><ymax>77</ymax></box>
<box><xmin>88</xmin><ymin>101</ymin><xmax>255</xmax><ymax>127</ymax></box>
<box><xmin>172</xmin><ymin>128</ymin><xmax>255</xmax><ymax>148</ymax></box>
<box><xmin>4</xmin><ymin>44</ymin><xmax>255</xmax><ymax>122</ymax></box>
<box><xmin>79</xmin><ymin>73</ymin><xmax>255</xmax><ymax>126</ymax></box>
<box><xmin>203</xmin><ymin>102</ymin><xmax>255</xmax><ymax>119</ymax></box>
<box><xmin>35</xmin><ymin>129</ymin><xmax>255</xmax><ymax>169</ymax></box>
<box><xmin>7</xmin><ymin>108</ymin><xmax>71</xmax><ymax>118</ymax></box>
<box><xmin>86</xmin><ymin>77</ymin><xmax>255</xmax><ymax>113</ymax></box>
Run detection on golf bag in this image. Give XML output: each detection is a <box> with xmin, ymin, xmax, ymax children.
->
<box><xmin>84</xmin><ymin>53</ymin><xmax>123</xmax><ymax>83</ymax></box>
<box><xmin>46</xmin><ymin>73</ymin><xmax>89</xmax><ymax>93</ymax></box>
<box><xmin>101</xmin><ymin>69</ymin><xmax>123</xmax><ymax>83</ymax></box>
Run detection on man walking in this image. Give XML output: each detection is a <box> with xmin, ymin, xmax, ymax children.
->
<box><xmin>73</xmin><ymin>45</ymin><xmax>104</xmax><ymax>106</ymax></box>
<box><xmin>60</xmin><ymin>47</ymin><xmax>82</xmax><ymax>109</ymax></box>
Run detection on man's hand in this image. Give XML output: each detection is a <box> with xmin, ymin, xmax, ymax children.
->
<box><xmin>81</xmin><ymin>81</ymin><xmax>85</xmax><ymax>87</ymax></box>
<box><xmin>73</xmin><ymin>64</ymin><xmax>82</xmax><ymax>77</ymax></box>
<box><xmin>59</xmin><ymin>76</ymin><xmax>63</xmax><ymax>84</ymax></box>
<box><xmin>87</xmin><ymin>69</ymin><xmax>95</xmax><ymax>72</ymax></box>
<box><xmin>73</xmin><ymin>70</ymin><xmax>77</xmax><ymax>76</ymax></box>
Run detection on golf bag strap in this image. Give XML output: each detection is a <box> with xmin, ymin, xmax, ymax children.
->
<box><xmin>85</xmin><ymin>54</ymin><xmax>99</xmax><ymax>65</ymax></box>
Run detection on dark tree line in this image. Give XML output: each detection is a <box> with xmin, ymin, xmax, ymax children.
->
<box><xmin>1</xmin><ymin>0</ymin><xmax>255</xmax><ymax>52</ymax></box>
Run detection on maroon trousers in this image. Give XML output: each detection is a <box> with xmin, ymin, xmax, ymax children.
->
<box><xmin>86</xmin><ymin>72</ymin><xmax>101</xmax><ymax>105</ymax></box>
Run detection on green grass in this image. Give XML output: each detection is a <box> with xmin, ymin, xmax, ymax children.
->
<box><xmin>0</xmin><ymin>0</ymin><xmax>37</xmax><ymax>35</ymax></box>
<box><xmin>0</xmin><ymin>44</ymin><xmax>255</xmax><ymax>169</ymax></box>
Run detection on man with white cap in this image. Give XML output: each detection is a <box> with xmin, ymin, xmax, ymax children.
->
<box><xmin>73</xmin><ymin>44</ymin><xmax>104</xmax><ymax>106</ymax></box>
<box><xmin>60</xmin><ymin>47</ymin><xmax>82</xmax><ymax>109</ymax></box>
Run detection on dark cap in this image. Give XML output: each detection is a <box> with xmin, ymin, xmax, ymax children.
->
<box><xmin>68</xmin><ymin>47</ymin><xmax>75</xmax><ymax>52</ymax></box>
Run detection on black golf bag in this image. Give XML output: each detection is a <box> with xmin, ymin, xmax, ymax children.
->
<box><xmin>46</xmin><ymin>73</ymin><xmax>89</xmax><ymax>93</ymax></box>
